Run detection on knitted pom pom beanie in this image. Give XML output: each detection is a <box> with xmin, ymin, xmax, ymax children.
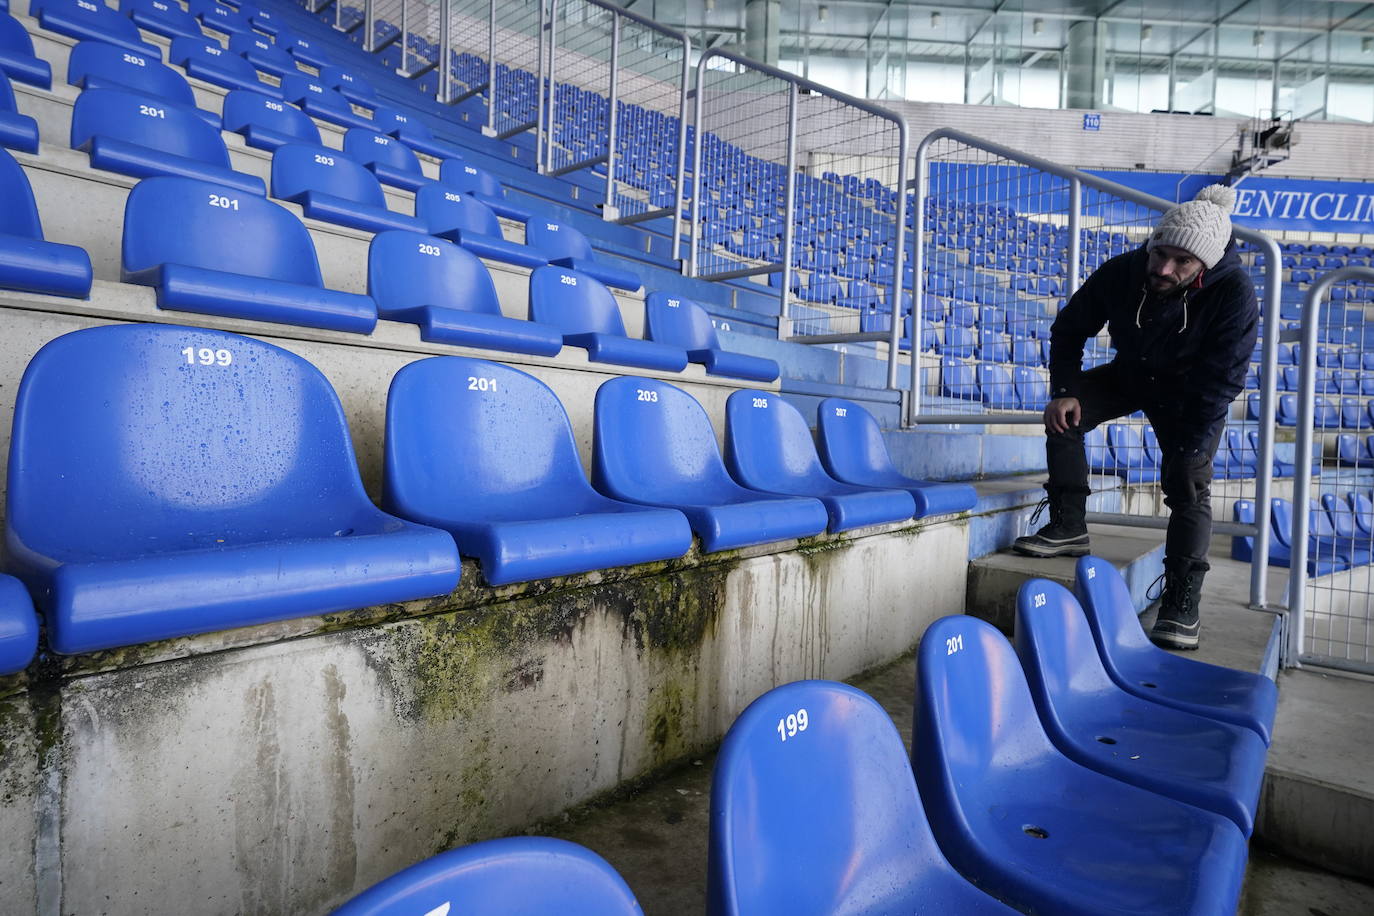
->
<box><xmin>1147</xmin><ymin>184</ymin><xmax>1237</xmax><ymax>269</ymax></box>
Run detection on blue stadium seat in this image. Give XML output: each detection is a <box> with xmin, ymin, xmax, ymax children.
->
<box><xmin>342</xmin><ymin>127</ymin><xmax>427</xmax><ymax>192</ymax></box>
<box><xmin>71</xmin><ymin>87</ymin><xmax>263</xmax><ymax>194</ymax></box>
<box><xmin>270</xmin><ymin>143</ymin><xmax>423</xmax><ymax>234</ymax></box>
<box><xmin>1</xmin><ymin>13</ymin><xmax>53</xmax><ymax>89</ymax></box>
<box><xmin>221</xmin><ymin>89</ymin><xmax>319</xmax><ymax>151</ymax></box>
<box><xmin>815</xmin><ymin>398</ymin><xmax>977</xmax><ymax>518</ymax></box>
<box><xmin>415</xmin><ymin>184</ymin><xmax>547</xmax><ymax>269</ymax></box>
<box><xmin>38</xmin><ymin>0</ymin><xmax>158</xmax><ymax>56</ymax></box>
<box><xmin>592</xmin><ymin>377</ymin><xmax>828</xmax><ymax>552</ymax></box>
<box><xmin>528</xmin><ymin>266</ymin><xmax>686</xmax><ymax>371</ymax></box>
<box><xmin>0</xmin><ymin>573</ymin><xmax>38</xmax><ymax>676</ymax></box>
<box><xmin>709</xmin><ymin>679</ymin><xmax>1017</xmax><ymax>916</ymax></box>
<box><xmin>1012</xmin><ymin>367</ymin><xmax>1049</xmax><ymax>410</ymax></box>
<box><xmin>644</xmin><ymin>292</ymin><xmax>779</xmax><ymax>382</ymax></box>
<box><xmin>1074</xmin><ymin>555</ymin><xmax>1277</xmax><ymax>743</ymax></box>
<box><xmin>68</xmin><ymin>40</ymin><xmax>218</xmax><ymax>128</ymax></box>
<box><xmin>1341</xmin><ymin>396</ymin><xmax>1371</xmax><ymax>429</ymax></box>
<box><xmin>1105</xmin><ymin>424</ymin><xmax>1159</xmax><ymax>483</ymax></box>
<box><xmin>320</xmin><ymin>65</ymin><xmax>378</xmax><ymax>106</ymax></box>
<box><xmin>0</xmin><ymin>70</ymin><xmax>37</xmax><ymax>152</ymax></box>
<box><xmin>121</xmin><ymin>0</ymin><xmax>203</xmax><ymax>42</ymax></box>
<box><xmin>0</xmin><ymin>147</ymin><xmax>93</xmax><ymax>298</ymax></box>
<box><xmin>438</xmin><ymin>159</ymin><xmax>531</xmax><ymax>221</ymax></box>
<box><xmin>278</xmin><ymin>29</ymin><xmax>331</xmax><ymax>69</ymax></box>
<box><xmin>724</xmin><ymin>390</ymin><xmax>915</xmax><ymax>532</ymax></box>
<box><xmin>4</xmin><ymin>325</ymin><xmax>459</xmax><ymax>654</ymax></box>
<box><xmin>229</xmin><ymin>32</ymin><xmax>298</xmax><ymax>79</ymax></box>
<box><xmin>371</xmin><ymin>105</ymin><xmax>465</xmax><ymax>161</ymax></box>
<box><xmin>1322</xmin><ymin>493</ymin><xmax>1374</xmax><ymax>556</ymax></box>
<box><xmin>976</xmin><ymin>363</ymin><xmax>1017</xmax><ymax>409</ymax></box>
<box><xmin>1276</xmin><ymin>393</ymin><xmax>1299</xmax><ymax>426</ymax></box>
<box><xmin>333</xmin><ymin>836</ymin><xmax>642</xmax><ymax>916</ymax></box>
<box><xmin>1269</xmin><ymin>498</ymin><xmax>1353</xmax><ymax>575</ymax></box>
<box><xmin>280</xmin><ymin>73</ymin><xmax>374</xmax><ymax>130</ymax></box>
<box><xmin>169</xmin><ymin>36</ymin><xmax>278</xmax><ymax>97</ymax></box>
<box><xmin>1336</xmin><ymin>433</ymin><xmax>1370</xmax><ymax>466</ymax></box>
<box><xmin>122</xmin><ymin>175</ymin><xmax>376</xmax><ymax>332</ymax></box>
<box><xmin>525</xmin><ymin>219</ymin><xmax>642</xmax><ymax>292</ymax></box>
<box><xmin>941</xmin><ymin>324</ymin><xmax>976</xmax><ymax>358</ymax></box>
<box><xmin>1015</xmin><ymin>579</ymin><xmax>1266</xmax><ymax>835</ymax></box>
<box><xmin>1314</xmin><ymin>396</ymin><xmax>1341</xmax><ymax>428</ymax></box>
<box><xmin>188</xmin><ymin>0</ymin><xmax>253</xmax><ymax>36</ymax></box>
<box><xmin>914</xmin><ymin>614</ymin><xmax>1249</xmax><ymax>916</ymax></box>
<box><xmin>368</xmin><ymin>230</ymin><xmax>561</xmax><ymax>355</ymax></box>
<box><xmin>383</xmin><ymin>357</ymin><xmax>691</xmax><ymax>586</ymax></box>
<box><xmin>941</xmin><ymin>357</ymin><xmax>980</xmax><ymax>401</ymax></box>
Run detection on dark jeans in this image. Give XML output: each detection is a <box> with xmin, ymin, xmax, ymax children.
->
<box><xmin>1045</xmin><ymin>364</ymin><xmax>1223</xmax><ymax>568</ymax></box>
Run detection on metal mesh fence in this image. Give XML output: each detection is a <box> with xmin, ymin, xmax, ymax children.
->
<box><xmin>366</xmin><ymin>0</ymin><xmax>406</xmax><ymax>57</ymax></box>
<box><xmin>1287</xmin><ymin>265</ymin><xmax>1374</xmax><ymax>673</ymax></box>
<box><xmin>911</xmin><ymin>131</ymin><xmax>1282</xmax><ymax>605</ymax></box>
<box><xmin>490</xmin><ymin>0</ymin><xmax>545</xmax><ymax>139</ymax></box>
<box><xmin>545</xmin><ymin>0</ymin><xmax>615</xmax><ymax>175</ymax></box>
<box><xmin>691</xmin><ymin>50</ymin><xmax>909</xmax><ymax>377</ymax></box>
<box><xmin>438</xmin><ymin>0</ymin><xmax>494</xmax><ymax>105</ymax></box>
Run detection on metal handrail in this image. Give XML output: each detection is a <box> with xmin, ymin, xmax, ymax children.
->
<box><xmin>690</xmin><ymin>47</ymin><xmax>910</xmax><ymax>389</ymax></box>
<box><xmin>1286</xmin><ymin>265</ymin><xmax>1374</xmax><ymax>669</ymax></box>
<box><xmin>910</xmin><ymin>127</ymin><xmax>1284</xmax><ymax>609</ymax></box>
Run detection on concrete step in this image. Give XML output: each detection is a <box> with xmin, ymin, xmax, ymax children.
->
<box><xmin>884</xmin><ymin>427</ymin><xmax>1047</xmax><ymax>481</ymax></box>
<box><xmin>1258</xmin><ymin>666</ymin><xmax>1374</xmax><ymax>882</ymax></box>
<box><xmin>966</xmin><ymin>524</ymin><xmax>1166</xmax><ymax>633</ymax></box>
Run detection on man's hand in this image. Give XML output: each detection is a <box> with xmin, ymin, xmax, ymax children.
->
<box><xmin>1044</xmin><ymin>397</ymin><xmax>1082</xmax><ymax>434</ymax></box>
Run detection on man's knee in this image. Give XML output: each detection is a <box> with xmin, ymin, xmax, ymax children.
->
<box><xmin>1161</xmin><ymin>451</ymin><xmax>1214</xmax><ymax>506</ymax></box>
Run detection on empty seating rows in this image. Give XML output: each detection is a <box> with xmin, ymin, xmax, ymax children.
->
<box><xmin>2</xmin><ymin>323</ymin><xmax>974</xmax><ymax>663</ymax></box>
<box><xmin>1234</xmin><ymin>492</ymin><xmax>1374</xmax><ymax>576</ymax></box>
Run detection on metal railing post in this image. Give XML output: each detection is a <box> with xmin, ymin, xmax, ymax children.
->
<box><xmin>483</xmin><ymin>0</ymin><xmax>497</xmax><ymax>135</ymax></box>
<box><xmin>395</xmin><ymin>0</ymin><xmax>411</xmax><ymax>77</ymax></box>
<box><xmin>362</xmin><ymin>0</ymin><xmax>376</xmax><ymax>51</ymax></box>
<box><xmin>887</xmin><ymin>119</ymin><xmax>909</xmax><ymax>391</ymax></box>
<box><xmin>1067</xmin><ymin>177</ymin><xmax>1082</xmax><ymax>295</ymax></box>
<box><xmin>1248</xmin><ymin>234</ymin><xmax>1284</xmax><ymax>611</ymax></box>
<box><xmin>537</xmin><ymin>0</ymin><xmax>552</xmax><ymax>174</ymax></box>
<box><xmin>908</xmin><ymin>139</ymin><xmax>931</xmax><ymax>423</ymax></box>
<box><xmin>688</xmin><ymin>53</ymin><xmax>706</xmax><ymax>279</ymax></box>
<box><xmin>672</xmin><ymin>41</ymin><xmax>690</xmax><ymax>268</ymax></box>
<box><xmin>602</xmin><ymin>14</ymin><xmax>621</xmax><ymax>219</ymax></box>
<box><xmin>778</xmin><ymin>85</ymin><xmax>798</xmax><ymax>340</ymax></box>
<box><xmin>437</xmin><ymin>0</ymin><xmax>451</xmax><ymax>104</ymax></box>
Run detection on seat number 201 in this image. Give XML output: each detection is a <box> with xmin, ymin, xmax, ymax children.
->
<box><xmin>776</xmin><ymin>708</ymin><xmax>809</xmax><ymax>742</ymax></box>
<box><xmin>945</xmin><ymin>633</ymin><xmax>964</xmax><ymax>655</ymax></box>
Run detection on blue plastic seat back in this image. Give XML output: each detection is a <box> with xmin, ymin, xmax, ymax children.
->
<box><xmin>976</xmin><ymin>363</ymin><xmax>1014</xmax><ymax>406</ymax></box>
<box><xmin>368</xmin><ymin>230</ymin><xmax>501</xmax><ymax>318</ymax></box>
<box><xmin>1322</xmin><ymin>493</ymin><xmax>1360</xmax><ymax>539</ymax></box>
<box><xmin>343</xmin><ymin>127</ymin><xmax>420</xmax><ymax>176</ymax></box>
<box><xmin>439</xmin><ymin>159</ymin><xmax>503</xmax><ymax>197</ymax></box>
<box><xmin>123</xmin><ymin>175</ymin><xmax>324</xmax><ymax>287</ymax></box>
<box><xmin>592</xmin><ymin>376</ymin><xmax>743</xmax><ymax>504</ymax></box>
<box><xmin>6</xmin><ymin>324</ymin><xmax>373</xmax><ymax>562</ymax></box>
<box><xmin>0</xmin><ymin>573</ymin><xmax>38</xmax><ymax>676</ymax></box>
<box><xmin>0</xmin><ymin>145</ymin><xmax>43</xmax><ymax>239</ymax></box>
<box><xmin>1106</xmin><ymin>424</ymin><xmax>1147</xmax><ymax>468</ymax></box>
<box><xmin>815</xmin><ymin>396</ymin><xmax>901</xmax><ymax>478</ymax></box>
<box><xmin>385</xmin><ymin>356</ymin><xmax>616</xmax><ymax>522</ymax></box>
<box><xmin>70</xmin><ymin>87</ymin><xmax>229</xmax><ymax>168</ymax></box>
<box><xmin>1351</xmin><ymin>492</ymin><xmax>1374</xmax><ymax>536</ymax></box>
<box><xmin>190</xmin><ymin>0</ymin><xmax>252</xmax><ymax>34</ymax></box>
<box><xmin>1073</xmin><ymin>554</ymin><xmax>1161</xmax><ymax>662</ymax></box>
<box><xmin>710</xmin><ymin>679</ymin><xmax>1014</xmax><ymax>916</ymax></box>
<box><xmin>415</xmin><ymin>183</ymin><xmax>503</xmax><ymax>236</ymax></box>
<box><xmin>67</xmin><ymin>40</ymin><xmax>196</xmax><ymax>109</ymax></box>
<box><xmin>1270</xmin><ymin>498</ymin><xmax>1295</xmax><ymax>548</ymax></box>
<box><xmin>643</xmin><ymin>292</ymin><xmax>720</xmax><ymax>351</ymax></box>
<box><xmin>229</xmin><ymin>32</ymin><xmax>296</xmax><ymax>75</ymax></box>
<box><xmin>528</xmin><ymin>266</ymin><xmax>626</xmax><ymax>337</ymax></box>
<box><xmin>724</xmin><ymin>389</ymin><xmax>837</xmax><ymax>489</ymax></box>
<box><xmin>221</xmin><ymin>89</ymin><xmax>319</xmax><ymax>145</ymax></box>
<box><xmin>270</xmin><ymin>143</ymin><xmax>389</xmax><ymax>209</ymax></box>
<box><xmin>280</xmin><ymin>73</ymin><xmax>353</xmax><ymax>113</ymax></box>
<box><xmin>121</xmin><ymin>0</ymin><xmax>203</xmax><ymax>40</ymax></box>
<box><xmin>332</xmin><ymin>836</ymin><xmax>641</xmax><ymax>916</ymax></box>
<box><xmin>371</xmin><ymin>105</ymin><xmax>435</xmax><ymax>141</ymax></box>
<box><xmin>170</xmin><ymin>35</ymin><xmax>264</xmax><ymax>86</ymax></box>
<box><xmin>1012</xmin><ymin>367</ymin><xmax>1048</xmax><ymax>408</ymax></box>
<box><xmin>1016</xmin><ymin>578</ymin><xmax>1121</xmax><ymax>707</ymax></box>
<box><xmin>38</xmin><ymin>0</ymin><xmax>154</xmax><ymax>54</ymax></box>
<box><xmin>321</xmin><ymin>65</ymin><xmax>377</xmax><ymax>102</ymax></box>
<box><xmin>526</xmin><ymin>219</ymin><xmax>595</xmax><ymax>261</ymax></box>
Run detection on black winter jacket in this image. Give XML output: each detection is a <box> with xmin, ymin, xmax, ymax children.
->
<box><xmin>1048</xmin><ymin>240</ymin><xmax>1259</xmax><ymax>455</ymax></box>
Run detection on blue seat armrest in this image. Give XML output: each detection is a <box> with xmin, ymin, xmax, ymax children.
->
<box><xmin>398</xmin><ymin>133</ymin><xmax>463</xmax><ymax>161</ymax></box>
<box><xmin>84</xmin><ymin>136</ymin><xmax>266</xmax><ymax>196</ymax></box>
<box><xmin>238</xmin><ymin>123</ymin><xmax>297</xmax><ymax>152</ymax></box>
<box><xmin>471</xmin><ymin>192</ymin><xmax>529</xmax><ymax>222</ymax></box>
<box><xmin>0</xmin><ymin>576</ymin><xmax>38</xmax><ymax>676</ymax></box>
<box><xmin>908</xmin><ymin>482</ymin><xmax>977</xmax><ymax>517</ymax></box>
<box><xmin>300</xmin><ymin>98</ymin><xmax>375</xmax><ymax>131</ymax></box>
<box><xmin>564</xmin><ymin>332</ymin><xmax>688</xmax><ymax>372</ymax></box>
<box><xmin>127</xmin><ymin>262</ymin><xmax>378</xmax><ymax>334</ymax></box>
<box><xmin>441</xmin><ymin>229</ymin><xmax>548</xmax><ymax>269</ymax></box>
<box><xmin>0</xmin><ymin>233</ymin><xmax>93</xmax><ymax>299</ymax></box>
<box><xmin>297</xmin><ymin>190</ymin><xmax>425</xmax><ymax>235</ymax></box>
<box><xmin>381</xmin><ymin>305</ymin><xmax>563</xmax><ymax>357</ymax></box>
<box><xmin>184</xmin><ymin>60</ymin><xmax>281</xmax><ymax>99</ymax></box>
<box><xmin>0</xmin><ymin>111</ymin><xmax>39</xmax><ymax>154</ymax></box>
<box><xmin>0</xmin><ymin>52</ymin><xmax>54</xmax><ymax>90</ymax></box>
<box><xmin>691</xmin><ymin>348</ymin><xmax>780</xmax><ymax>382</ymax></box>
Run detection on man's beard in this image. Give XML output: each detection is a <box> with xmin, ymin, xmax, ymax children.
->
<box><xmin>1147</xmin><ymin>274</ymin><xmax>1188</xmax><ymax>295</ymax></box>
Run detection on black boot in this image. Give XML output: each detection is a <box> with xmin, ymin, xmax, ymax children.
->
<box><xmin>1150</xmin><ymin>559</ymin><xmax>1206</xmax><ymax>650</ymax></box>
<box><xmin>1013</xmin><ymin>488</ymin><xmax>1089</xmax><ymax>558</ymax></box>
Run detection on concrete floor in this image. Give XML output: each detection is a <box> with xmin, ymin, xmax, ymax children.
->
<box><xmin>536</xmin><ymin>549</ymin><xmax>1374</xmax><ymax>915</ymax></box>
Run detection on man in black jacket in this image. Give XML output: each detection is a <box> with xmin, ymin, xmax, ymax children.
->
<box><xmin>1013</xmin><ymin>185</ymin><xmax>1259</xmax><ymax>650</ymax></box>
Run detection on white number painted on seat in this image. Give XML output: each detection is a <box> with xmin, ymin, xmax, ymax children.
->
<box><xmin>373</xmin><ymin>135</ymin><xmax>390</xmax><ymax>145</ymax></box>
<box><xmin>254</xmin><ymin>40</ymin><xmax>270</xmax><ymax>50</ymax></box>
<box><xmin>719</xmin><ymin>321</ymin><xmax>731</xmax><ymax>330</ymax></box>
<box><xmin>751</xmin><ymin>397</ymin><xmax>768</xmax><ymax>408</ymax></box>
<box><xmin>946</xmin><ymin>633</ymin><xmax>964</xmax><ymax>655</ymax></box>
<box><xmin>122</xmin><ymin>53</ymin><xmax>146</xmax><ymax>67</ymax></box>
<box><xmin>467</xmin><ymin>376</ymin><xmax>497</xmax><ymax>392</ymax></box>
<box><xmin>545</xmin><ymin>223</ymin><xmax>558</xmax><ymax>231</ymax></box>
<box><xmin>444</xmin><ymin>192</ymin><xmax>462</xmax><ymax>202</ymax></box>
<box><xmin>314</xmin><ymin>154</ymin><xmax>335</xmax><ymax>166</ymax></box>
<box><xmin>559</xmin><ymin>274</ymin><xmax>577</xmax><ymax>287</ymax></box>
<box><xmin>308</xmin><ymin>83</ymin><xmax>324</xmax><ymax>93</ymax></box>
<box><xmin>1032</xmin><ymin>592</ymin><xmax>1047</xmax><ymax>609</ymax></box>
<box><xmin>636</xmin><ymin>389</ymin><xmax>659</xmax><ymax>403</ymax></box>
<box><xmin>417</xmin><ymin>243</ymin><xmax>441</xmax><ymax>257</ymax></box>
<box><xmin>205</xmin><ymin>46</ymin><xmax>222</xmax><ymax>56</ymax></box>
<box><xmin>395</xmin><ymin>114</ymin><xmax>408</xmax><ymax>122</ymax></box>
<box><xmin>265</xmin><ymin>100</ymin><xmax>284</xmax><ymax>112</ymax></box>
<box><xmin>152</xmin><ymin>1</ymin><xmax>169</xmax><ymax>9</ymax></box>
<box><xmin>666</xmin><ymin>298</ymin><xmax>680</xmax><ymax>308</ymax></box>
<box><xmin>339</xmin><ymin>73</ymin><xmax>355</xmax><ymax>82</ymax></box>
<box><xmin>181</xmin><ymin>347</ymin><xmax>233</xmax><ymax>366</ymax></box>
<box><xmin>138</xmin><ymin>105</ymin><xmax>166</xmax><ymax>119</ymax></box>
<box><xmin>834</xmin><ymin>407</ymin><xmax>847</xmax><ymax>417</ymax></box>
<box><xmin>298</xmin><ymin>40</ymin><xmax>311</xmax><ymax>48</ymax></box>
<box><xmin>775</xmin><ymin>708</ymin><xmax>809</xmax><ymax>742</ymax></box>
<box><xmin>1086</xmin><ymin>567</ymin><xmax>1096</xmax><ymax>580</ymax></box>
<box><xmin>464</xmin><ymin>166</ymin><xmax>477</xmax><ymax>175</ymax></box>
<box><xmin>77</xmin><ymin>0</ymin><xmax>97</xmax><ymax>11</ymax></box>
<box><xmin>207</xmin><ymin>194</ymin><xmax>239</xmax><ymax>210</ymax></box>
